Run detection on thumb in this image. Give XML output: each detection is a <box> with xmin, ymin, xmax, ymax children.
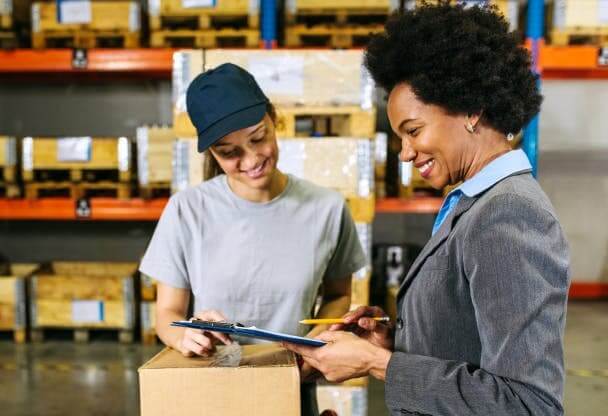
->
<box><xmin>316</xmin><ymin>331</ymin><xmax>341</xmax><ymax>343</ymax></box>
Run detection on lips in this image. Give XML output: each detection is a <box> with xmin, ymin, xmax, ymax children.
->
<box><xmin>416</xmin><ymin>159</ymin><xmax>435</xmax><ymax>179</ymax></box>
<box><xmin>244</xmin><ymin>159</ymin><xmax>268</xmax><ymax>179</ymax></box>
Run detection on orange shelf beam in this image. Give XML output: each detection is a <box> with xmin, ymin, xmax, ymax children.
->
<box><xmin>0</xmin><ymin>198</ymin><xmax>168</xmax><ymax>220</ymax></box>
<box><xmin>375</xmin><ymin>197</ymin><xmax>443</xmax><ymax>214</ymax></box>
<box><xmin>568</xmin><ymin>282</ymin><xmax>608</xmax><ymax>299</ymax></box>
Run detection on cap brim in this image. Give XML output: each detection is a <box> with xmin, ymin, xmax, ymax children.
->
<box><xmin>197</xmin><ymin>103</ymin><xmax>267</xmax><ymax>153</ymax></box>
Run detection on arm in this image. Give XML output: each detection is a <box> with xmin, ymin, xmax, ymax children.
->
<box><xmin>385</xmin><ymin>194</ymin><xmax>569</xmax><ymax>416</ymax></box>
<box><xmin>307</xmin><ymin>276</ymin><xmax>351</xmax><ymax>338</ymax></box>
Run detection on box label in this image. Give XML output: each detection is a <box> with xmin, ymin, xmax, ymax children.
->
<box><xmin>182</xmin><ymin>0</ymin><xmax>216</xmax><ymax>9</ymax></box>
<box><xmin>57</xmin><ymin>0</ymin><xmax>92</xmax><ymax>24</ymax></box>
<box><xmin>248</xmin><ymin>56</ymin><xmax>304</xmax><ymax>97</ymax></box>
<box><xmin>72</xmin><ymin>300</ymin><xmax>104</xmax><ymax>323</ymax></box>
<box><xmin>57</xmin><ymin>137</ymin><xmax>92</xmax><ymax>162</ymax></box>
<box><xmin>600</xmin><ymin>0</ymin><xmax>608</xmax><ymax>25</ymax></box>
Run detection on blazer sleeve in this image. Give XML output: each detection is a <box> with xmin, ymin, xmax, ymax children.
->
<box><xmin>384</xmin><ymin>193</ymin><xmax>570</xmax><ymax>416</ymax></box>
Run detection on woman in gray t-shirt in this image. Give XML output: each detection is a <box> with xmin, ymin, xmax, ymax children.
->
<box><xmin>139</xmin><ymin>64</ymin><xmax>367</xmax><ymax>415</ymax></box>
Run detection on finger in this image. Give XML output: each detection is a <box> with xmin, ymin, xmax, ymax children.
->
<box><xmin>316</xmin><ymin>331</ymin><xmax>340</xmax><ymax>343</ymax></box>
<box><xmin>282</xmin><ymin>342</ymin><xmax>317</xmax><ymax>359</ymax></box>
<box><xmin>206</xmin><ymin>330</ymin><xmax>233</xmax><ymax>345</ymax></box>
<box><xmin>300</xmin><ymin>354</ymin><xmax>322</xmax><ymax>371</ymax></box>
<box><xmin>206</xmin><ymin>309</ymin><xmax>229</xmax><ymax>322</ymax></box>
<box><xmin>183</xmin><ymin>337</ymin><xmax>212</xmax><ymax>357</ymax></box>
<box><xmin>189</xmin><ymin>332</ymin><xmax>214</xmax><ymax>351</ymax></box>
<box><xmin>358</xmin><ymin>317</ymin><xmax>379</xmax><ymax>331</ymax></box>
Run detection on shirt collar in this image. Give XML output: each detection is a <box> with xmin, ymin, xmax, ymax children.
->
<box><xmin>452</xmin><ymin>149</ymin><xmax>532</xmax><ymax>198</ymax></box>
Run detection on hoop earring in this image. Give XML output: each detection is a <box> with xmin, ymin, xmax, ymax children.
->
<box><xmin>507</xmin><ymin>133</ymin><xmax>514</xmax><ymax>141</ymax></box>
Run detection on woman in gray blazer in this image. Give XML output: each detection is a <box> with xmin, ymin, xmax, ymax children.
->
<box><xmin>284</xmin><ymin>4</ymin><xmax>570</xmax><ymax>415</ymax></box>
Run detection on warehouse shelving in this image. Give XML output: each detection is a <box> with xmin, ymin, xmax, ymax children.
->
<box><xmin>0</xmin><ymin>46</ymin><xmax>607</xmax><ymax>79</ymax></box>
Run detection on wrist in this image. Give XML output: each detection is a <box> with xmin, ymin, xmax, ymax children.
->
<box><xmin>367</xmin><ymin>346</ymin><xmax>391</xmax><ymax>381</ymax></box>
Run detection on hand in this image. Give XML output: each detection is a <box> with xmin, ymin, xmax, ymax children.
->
<box><xmin>177</xmin><ymin>309</ymin><xmax>233</xmax><ymax>357</ymax></box>
<box><xmin>330</xmin><ymin>306</ymin><xmax>394</xmax><ymax>350</ymax></box>
<box><xmin>283</xmin><ymin>331</ymin><xmax>392</xmax><ymax>383</ymax></box>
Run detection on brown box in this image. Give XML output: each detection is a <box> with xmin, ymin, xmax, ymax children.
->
<box><xmin>139</xmin><ymin>344</ymin><xmax>301</xmax><ymax>416</ymax></box>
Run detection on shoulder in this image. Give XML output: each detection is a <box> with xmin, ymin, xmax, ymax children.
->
<box><xmin>288</xmin><ymin>175</ymin><xmax>346</xmax><ymax>210</ymax></box>
<box><xmin>166</xmin><ymin>175</ymin><xmax>226</xmax><ymax>215</ymax></box>
<box><xmin>468</xmin><ymin>173</ymin><xmax>559</xmax><ymax>223</ymax></box>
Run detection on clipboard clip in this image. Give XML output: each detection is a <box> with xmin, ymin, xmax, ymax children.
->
<box><xmin>191</xmin><ymin>319</ymin><xmax>246</xmax><ymax>329</ymax></box>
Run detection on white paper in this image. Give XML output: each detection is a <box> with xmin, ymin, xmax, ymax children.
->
<box><xmin>72</xmin><ymin>300</ymin><xmax>104</xmax><ymax>323</ymax></box>
<box><xmin>248</xmin><ymin>56</ymin><xmax>304</xmax><ymax>97</ymax></box>
<box><xmin>182</xmin><ymin>0</ymin><xmax>215</xmax><ymax>9</ymax></box>
<box><xmin>59</xmin><ymin>0</ymin><xmax>92</xmax><ymax>24</ymax></box>
<box><xmin>57</xmin><ymin>137</ymin><xmax>92</xmax><ymax>162</ymax></box>
<box><xmin>599</xmin><ymin>0</ymin><xmax>608</xmax><ymax>25</ymax></box>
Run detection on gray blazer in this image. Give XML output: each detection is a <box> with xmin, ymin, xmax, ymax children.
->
<box><xmin>385</xmin><ymin>171</ymin><xmax>570</xmax><ymax>416</ymax></box>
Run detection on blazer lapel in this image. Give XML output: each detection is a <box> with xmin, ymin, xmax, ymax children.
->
<box><xmin>397</xmin><ymin>196</ymin><xmax>478</xmax><ymax>298</ymax></box>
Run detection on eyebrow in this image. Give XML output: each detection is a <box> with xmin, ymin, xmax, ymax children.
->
<box><xmin>398</xmin><ymin>118</ymin><xmax>418</xmax><ymax>132</ymax></box>
<box><xmin>214</xmin><ymin>124</ymin><xmax>265</xmax><ymax>149</ymax></box>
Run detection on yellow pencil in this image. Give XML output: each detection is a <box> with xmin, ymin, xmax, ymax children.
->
<box><xmin>299</xmin><ymin>317</ymin><xmax>390</xmax><ymax>325</ymax></box>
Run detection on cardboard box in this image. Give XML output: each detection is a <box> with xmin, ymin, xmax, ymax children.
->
<box><xmin>0</xmin><ymin>263</ymin><xmax>38</xmax><ymax>342</ymax></box>
<box><xmin>137</xmin><ymin>126</ymin><xmax>175</xmax><ymax>187</ymax></box>
<box><xmin>139</xmin><ymin>343</ymin><xmax>301</xmax><ymax>416</ymax></box>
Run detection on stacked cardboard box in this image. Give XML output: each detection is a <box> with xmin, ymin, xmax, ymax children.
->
<box><xmin>136</xmin><ymin>126</ymin><xmax>175</xmax><ymax>198</ymax></box>
<box><xmin>551</xmin><ymin>0</ymin><xmax>608</xmax><ymax>46</ymax></box>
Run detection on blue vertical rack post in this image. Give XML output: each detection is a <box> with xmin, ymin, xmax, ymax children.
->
<box><xmin>523</xmin><ymin>0</ymin><xmax>544</xmax><ymax>177</ymax></box>
<box><xmin>261</xmin><ymin>0</ymin><xmax>277</xmax><ymax>49</ymax></box>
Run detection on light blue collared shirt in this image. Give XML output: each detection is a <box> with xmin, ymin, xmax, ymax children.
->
<box><xmin>431</xmin><ymin>149</ymin><xmax>533</xmax><ymax>236</ymax></box>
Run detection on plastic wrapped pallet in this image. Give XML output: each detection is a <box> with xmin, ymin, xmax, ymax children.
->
<box><xmin>171</xmin><ymin>137</ymin><xmax>206</xmax><ymax>192</ymax></box>
<box><xmin>277</xmin><ymin>137</ymin><xmax>374</xmax><ymax>222</ymax></box>
<box><xmin>553</xmin><ymin>0</ymin><xmax>608</xmax><ymax>29</ymax></box>
<box><xmin>0</xmin><ymin>136</ymin><xmax>17</xmax><ymax>186</ymax></box>
<box><xmin>31</xmin><ymin>1</ymin><xmax>140</xmax><ymax>32</ymax></box>
<box><xmin>173</xmin><ymin>50</ymin><xmax>204</xmax><ymax>137</ymax></box>
<box><xmin>148</xmin><ymin>0</ymin><xmax>258</xmax><ymax>19</ymax></box>
<box><xmin>317</xmin><ymin>385</ymin><xmax>368</xmax><ymax>416</ymax></box>
<box><xmin>0</xmin><ymin>264</ymin><xmax>38</xmax><ymax>343</ymax></box>
<box><xmin>137</xmin><ymin>126</ymin><xmax>175</xmax><ymax>188</ymax></box>
<box><xmin>141</xmin><ymin>301</ymin><xmax>157</xmax><ymax>344</ymax></box>
<box><xmin>0</xmin><ymin>0</ymin><xmax>12</xmax><ymax>29</ymax></box>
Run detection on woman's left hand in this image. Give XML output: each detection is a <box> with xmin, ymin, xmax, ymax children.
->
<box><xmin>283</xmin><ymin>331</ymin><xmax>392</xmax><ymax>383</ymax></box>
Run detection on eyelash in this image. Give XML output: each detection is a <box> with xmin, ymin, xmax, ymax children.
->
<box><xmin>407</xmin><ymin>128</ymin><xmax>419</xmax><ymax>137</ymax></box>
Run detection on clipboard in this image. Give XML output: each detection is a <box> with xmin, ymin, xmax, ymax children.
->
<box><xmin>171</xmin><ymin>319</ymin><xmax>326</xmax><ymax>347</ymax></box>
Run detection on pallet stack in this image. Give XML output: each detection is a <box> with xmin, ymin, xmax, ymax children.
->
<box><xmin>0</xmin><ymin>264</ymin><xmax>38</xmax><ymax>343</ymax></box>
<box><xmin>149</xmin><ymin>0</ymin><xmax>259</xmax><ymax>48</ymax></box>
<box><xmin>551</xmin><ymin>0</ymin><xmax>608</xmax><ymax>46</ymax></box>
<box><xmin>29</xmin><ymin>262</ymin><xmax>138</xmax><ymax>343</ymax></box>
<box><xmin>31</xmin><ymin>1</ymin><xmax>140</xmax><ymax>48</ymax></box>
<box><xmin>284</xmin><ymin>0</ymin><xmax>398</xmax><ymax>48</ymax></box>
<box><xmin>137</xmin><ymin>126</ymin><xmax>175</xmax><ymax>199</ymax></box>
<box><xmin>0</xmin><ymin>0</ymin><xmax>16</xmax><ymax>48</ymax></box>
<box><xmin>22</xmin><ymin>136</ymin><xmax>132</xmax><ymax>199</ymax></box>
<box><xmin>0</xmin><ymin>136</ymin><xmax>19</xmax><ymax>198</ymax></box>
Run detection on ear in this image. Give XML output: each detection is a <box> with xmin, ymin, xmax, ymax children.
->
<box><xmin>467</xmin><ymin>111</ymin><xmax>483</xmax><ymax>129</ymax></box>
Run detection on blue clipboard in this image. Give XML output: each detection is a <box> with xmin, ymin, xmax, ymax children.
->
<box><xmin>171</xmin><ymin>319</ymin><xmax>326</xmax><ymax>347</ymax></box>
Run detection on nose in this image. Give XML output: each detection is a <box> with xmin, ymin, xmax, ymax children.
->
<box><xmin>239</xmin><ymin>148</ymin><xmax>261</xmax><ymax>171</ymax></box>
<box><xmin>399</xmin><ymin>136</ymin><xmax>416</xmax><ymax>162</ymax></box>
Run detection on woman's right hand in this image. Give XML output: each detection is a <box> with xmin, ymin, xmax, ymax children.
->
<box><xmin>330</xmin><ymin>305</ymin><xmax>394</xmax><ymax>351</ymax></box>
<box><xmin>177</xmin><ymin>309</ymin><xmax>233</xmax><ymax>357</ymax></box>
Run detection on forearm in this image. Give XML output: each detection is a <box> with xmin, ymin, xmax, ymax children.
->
<box><xmin>385</xmin><ymin>352</ymin><xmax>563</xmax><ymax>416</ymax></box>
<box><xmin>155</xmin><ymin>307</ymin><xmax>187</xmax><ymax>350</ymax></box>
<box><xmin>307</xmin><ymin>293</ymin><xmax>351</xmax><ymax>338</ymax></box>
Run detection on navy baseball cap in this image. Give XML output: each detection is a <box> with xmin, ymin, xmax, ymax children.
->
<box><xmin>186</xmin><ymin>63</ymin><xmax>269</xmax><ymax>153</ymax></box>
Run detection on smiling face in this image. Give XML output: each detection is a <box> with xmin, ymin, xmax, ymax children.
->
<box><xmin>387</xmin><ymin>83</ymin><xmax>477</xmax><ymax>189</ymax></box>
<box><xmin>209</xmin><ymin>113</ymin><xmax>279</xmax><ymax>191</ymax></box>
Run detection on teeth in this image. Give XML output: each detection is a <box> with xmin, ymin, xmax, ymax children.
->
<box><xmin>419</xmin><ymin>159</ymin><xmax>434</xmax><ymax>175</ymax></box>
<box><xmin>247</xmin><ymin>160</ymin><xmax>266</xmax><ymax>177</ymax></box>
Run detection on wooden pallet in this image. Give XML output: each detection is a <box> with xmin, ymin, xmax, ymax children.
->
<box><xmin>551</xmin><ymin>28</ymin><xmax>608</xmax><ymax>47</ymax></box>
<box><xmin>150</xmin><ymin>28</ymin><xmax>258</xmax><ymax>48</ymax></box>
<box><xmin>29</xmin><ymin>328</ymin><xmax>134</xmax><ymax>343</ymax></box>
<box><xmin>285</xmin><ymin>24</ymin><xmax>383</xmax><ymax>48</ymax></box>
<box><xmin>0</xmin><ymin>30</ymin><xmax>16</xmax><ymax>49</ymax></box>
<box><xmin>24</xmin><ymin>181</ymin><xmax>131</xmax><ymax>199</ymax></box>
<box><xmin>32</xmin><ymin>30</ymin><xmax>140</xmax><ymax>49</ymax></box>
<box><xmin>0</xmin><ymin>264</ymin><xmax>38</xmax><ymax>343</ymax></box>
<box><xmin>139</xmin><ymin>183</ymin><xmax>171</xmax><ymax>199</ymax></box>
<box><xmin>275</xmin><ymin>106</ymin><xmax>376</xmax><ymax>138</ymax></box>
<box><xmin>286</xmin><ymin>7</ymin><xmax>390</xmax><ymax>26</ymax></box>
<box><xmin>0</xmin><ymin>329</ymin><xmax>26</xmax><ymax>343</ymax></box>
<box><xmin>0</xmin><ymin>182</ymin><xmax>20</xmax><ymax>198</ymax></box>
<box><xmin>150</xmin><ymin>12</ymin><xmax>258</xmax><ymax>31</ymax></box>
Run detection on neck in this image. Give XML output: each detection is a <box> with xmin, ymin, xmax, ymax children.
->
<box><xmin>227</xmin><ymin>170</ymin><xmax>288</xmax><ymax>203</ymax></box>
<box><xmin>462</xmin><ymin>131</ymin><xmax>512</xmax><ymax>181</ymax></box>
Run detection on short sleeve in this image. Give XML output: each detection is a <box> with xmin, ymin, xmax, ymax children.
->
<box><xmin>323</xmin><ymin>203</ymin><xmax>368</xmax><ymax>281</ymax></box>
<box><xmin>139</xmin><ymin>196</ymin><xmax>190</xmax><ymax>289</ymax></box>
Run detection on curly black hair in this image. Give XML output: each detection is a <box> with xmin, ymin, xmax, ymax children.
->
<box><xmin>365</xmin><ymin>1</ymin><xmax>542</xmax><ymax>135</ymax></box>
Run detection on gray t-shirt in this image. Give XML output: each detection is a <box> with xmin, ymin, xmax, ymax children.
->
<box><xmin>139</xmin><ymin>174</ymin><xmax>367</xmax><ymax>337</ymax></box>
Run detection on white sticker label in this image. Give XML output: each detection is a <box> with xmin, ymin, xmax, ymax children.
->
<box><xmin>248</xmin><ymin>56</ymin><xmax>304</xmax><ymax>97</ymax></box>
<box><xmin>129</xmin><ymin>3</ymin><xmax>140</xmax><ymax>32</ymax></box>
<box><xmin>599</xmin><ymin>0</ymin><xmax>608</xmax><ymax>25</ymax></box>
<box><xmin>59</xmin><ymin>0</ymin><xmax>92</xmax><ymax>24</ymax></box>
<box><xmin>72</xmin><ymin>300</ymin><xmax>104</xmax><ymax>323</ymax></box>
<box><xmin>182</xmin><ymin>0</ymin><xmax>215</xmax><ymax>9</ymax></box>
<box><xmin>57</xmin><ymin>137</ymin><xmax>92</xmax><ymax>162</ymax></box>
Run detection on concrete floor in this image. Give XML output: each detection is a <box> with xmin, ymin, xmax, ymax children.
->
<box><xmin>0</xmin><ymin>301</ymin><xmax>606</xmax><ymax>416</ymax></box>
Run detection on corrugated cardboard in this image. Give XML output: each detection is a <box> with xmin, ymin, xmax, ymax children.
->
<box><xmin>139</xmin><ymin>344</ymin><xmax>301</xmax><ymax>416</ymax></box>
